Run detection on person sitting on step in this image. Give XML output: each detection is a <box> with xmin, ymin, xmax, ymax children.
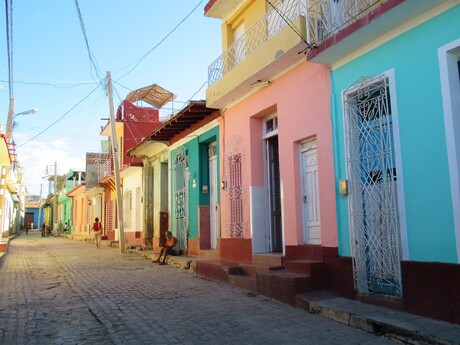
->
<box><xmin>152</xmin><ymin>231</ymin><xmax>178</xmax><ymax>265</ymax></box>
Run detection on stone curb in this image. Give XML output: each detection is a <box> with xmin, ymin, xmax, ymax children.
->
<box><xmin>297</xmin><ymin>295</ymin><xmax>460</xmax><ymax>345</ymax></box>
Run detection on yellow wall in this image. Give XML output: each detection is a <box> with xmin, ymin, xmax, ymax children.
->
<box><xmin>221</xmin><ymin>0</ymin><xmax>266</xmax><ymax>50</ymax></box>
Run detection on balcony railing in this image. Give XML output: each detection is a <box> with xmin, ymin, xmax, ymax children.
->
<box><xmin>99</xmin><ymin>153</ymin><xmax>113</xmax><ymax>180</ymax></box>
<box><xmin>306</xmin><ymin>0</ymin><xmax>383</xmax><ymax>47</ymax></box>
<box><xmin>208</xmin><ymin>0</ymin><xmax>307</xmax><ymax>86</ymax></box>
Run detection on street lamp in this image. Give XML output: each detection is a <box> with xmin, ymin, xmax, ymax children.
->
<box><xmin>5</xmin><ymin>98</ymin><xmax>39</xmax><ymax>139</ymax></box>
<box><xmin>13</xmin><ymin>108</ymin><xmax>39</xmax><ymax>118</ymax></box>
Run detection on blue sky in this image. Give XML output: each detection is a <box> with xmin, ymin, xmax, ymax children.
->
<box><xmin>0</xmin><ymin>0</ymin><xmax>221</xmax><ymax>196</ymax></box>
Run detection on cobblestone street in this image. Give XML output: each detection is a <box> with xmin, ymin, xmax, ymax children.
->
<box><xmin>0</xmin><ymin>230</ymin><xmax>399</xmax><ymax>345</ymax></box>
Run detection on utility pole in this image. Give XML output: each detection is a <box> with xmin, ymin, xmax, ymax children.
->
<box><xmin>106</xmin><ymin>71</ymin><xmax>125</xmax><ymax>253</ymax></box>
<box><xmin>6</xmin><ymin>98</ymin><xmax>15</xmax><ymax>140</ymax></box>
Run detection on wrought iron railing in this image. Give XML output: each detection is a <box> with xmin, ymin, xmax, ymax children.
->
<box><xmin>306</xmin><ymin>0</ymin><xmax>383</xmax><ymax>47</ymax></box>
<box><xmin>99</xmin><ymin>153</ymin><xmax>113</xmax><ymax>180</ymax></box>
<box><xmin>208</xmin><ymin>0</ymin><xmax>307</xmax><ymax>86</ymax></box>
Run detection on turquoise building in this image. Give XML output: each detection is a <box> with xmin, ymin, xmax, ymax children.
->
<box><xmin>308</xmin><ymin>1</ymin><xmax>460</xmax><ymax>323</ymax></box>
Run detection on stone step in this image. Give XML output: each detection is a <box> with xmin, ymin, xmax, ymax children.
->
<box><xmin>234</xmin><ymin>263</ymin><xmax>284</xmax><ymax>278</ymax></box>
<box><xmin>229</xmin><ymin>275</ymin><xmax>258</xmax><ymax>293</ymax></box>
<box><xmin>257</xmin><ymin>270</ymin><xmax>311</xmax><ymax>305</ymax></box>
<box><xmin>195</xmin><ymin>260</ymin><xmax>242</xmax><ymax>283</ymax></box>
<box><xmin>252</xmin><ymin>253</ymin><xmax>284</xmax><ymax>266</ymax></box>
<box><xmin>285</xmin><ymin>259</ymin><xmax>325</xmax><ymax>275</ymax></box>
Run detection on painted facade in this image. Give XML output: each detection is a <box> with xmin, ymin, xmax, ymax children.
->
<box><xmin>119</xmin><ymin>166</ymin><xmax>143</xmax><ymax>247</ymax></box>
<box><xmin>169</xmin><ymin>122</ymin><xmax>220</xmax><ymax>256</ymax></box>
<box><xmin>307</xmin><ymin>0</ymin><xmax>460</xmax><ymax>323</ymax></box>
<box><xmin>204</xmin><ymin>0</ymin><xmax>337</xmax><ymax>266</ymax></box>
<box><xmin>100</xmin><ymin>94</ymin><xmax>166</xmax><ymax>244</ymax></box>
<box><xmin>128</xmin><ymin>101</ymin><xmax>220</xmax><ymax>255</ymax></box>
<box><xmin>67</xmin><ymin>184</ymin><xmax>90</xmax><ymax>239</ymax></box>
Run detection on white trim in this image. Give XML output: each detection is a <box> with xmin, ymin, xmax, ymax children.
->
<box><xmin>341</xmin><ymin>69</ymin><xmax>409</xmax><ymax>260</ymax></box>
<box><xmin>439</xmin><ymin>38</ymin><xmax>460</xmax><ymax>263</ymax></box>
<box><xmin>262</xmin><ymin>114</ymin><xmax>279</xmax><ymax>140</ymax></box>
<box><xmin>386</xmin><ymin>69</ymin><xmax>409</xmax><ymax>261</ymax></box>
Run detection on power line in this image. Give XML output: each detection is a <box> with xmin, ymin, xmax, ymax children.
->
<box><xmin>74</xmin><ymin>0</ymin><xmax>104</xmax><ymax>80</ymax></box>
<box><xmin>0</xmin><ymin>79</ymin><xmax>99</xmax><ymax>89</ymax></box>
<box><xmin>115</xmin><ymin>0</ymin><xmax>204</xmax><ymax>80</ymax></box>
<box><xmin>265</xmin><ymin>0</ymin><xmax>311</xmax><ymax>53</ymax></box>
<box><xmin>16</xmin><ymin>81</ymin><xmax>103</xmax><ymax>148</ymax></box>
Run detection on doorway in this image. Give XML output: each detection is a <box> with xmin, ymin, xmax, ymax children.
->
<box><xmin>266</xmin><ymin>135</ymin><xmax>282</xmax><ymax>252</ymax></box>
<box><xmin>300</xmin><ymin>140</ymin><xmax>321</xmax><ymax>244</ymax></box>
<box><xmin>209</xmin><ymin>142</ymin><xmax>218</xmax><ymax>249</ymax></box>
<box><xmin>344</xmin><ymin>74</ymin><xmax>403</xmax><ymax>296</ymax></box>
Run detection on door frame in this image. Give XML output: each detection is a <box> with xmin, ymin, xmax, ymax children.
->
<box><xmin>209</xmin><ymin>142</ymin><xmax>218</xmax><ymax>249</ymax></box>
<box><xmin>300</xmin><ymin>139</ymin><xmax>321</xmax><ymax>245</ymax></box>
<box><xmin>342</xmin><ymin>69</ymin><xmax>408</xmax><ymax>296</ymax></box>
<box><xmin>263</xmin><ymin>115</ymin><xmax>283</xmax><ymax>253</ymax></box>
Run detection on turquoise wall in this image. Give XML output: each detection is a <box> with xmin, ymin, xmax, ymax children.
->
<box><xmin>170</xmin><ymin>126</ymin><xmax>219</xmax><ymax>239</ymax></box>
<box><xmin>332</xmin><ymin>5</ymin><xmax>460</xmax><ymax>263</ymax></box>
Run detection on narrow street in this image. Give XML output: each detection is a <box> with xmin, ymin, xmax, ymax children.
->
<box><xmin>0</xmin><ymin>231</ymin><xmax>398</xmax><ymax>345</ymax></box>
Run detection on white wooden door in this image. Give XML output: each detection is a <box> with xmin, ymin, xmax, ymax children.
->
<box><xmin>209</xmin><ymin>153</ymin><xmax>218</xmax><ymax>249</ymax></box>
<box><xmin>300</xmin><ymin>141</ymin><xmax>321</xmax><ymax>244</ymax></box>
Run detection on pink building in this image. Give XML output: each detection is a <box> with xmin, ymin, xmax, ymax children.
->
<box><xmin>198</xmin><ymin>0</ymin><xmax>338</xmax><ymax>301</ymax></box>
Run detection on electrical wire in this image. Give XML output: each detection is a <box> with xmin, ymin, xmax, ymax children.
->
<box><xmin>74</xmin><ymin>0</ymin><xmax>104</xmax><ymax>80</ymax></box>
<box><xmin>265</xmin><ymin>0</ymin><xmax>311</xmax><ymax>53</ymax></box>
<box><xmin>115</xmin><ymin>0</ymin><xmax>204</xmax><ymax>80</ymax></box>
<box><xmin>0</xmin><ymin>79</ymin><xmax>99</xmax><ymax>89</ymax></box>
<box><xmin>16</xmin><ymin>81</ymin><xmax>103</xmax><ymax>148</ymax></box>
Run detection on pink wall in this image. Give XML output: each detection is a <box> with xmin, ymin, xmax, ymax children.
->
<box><xmin>218</xmin><ymin>61</ymin><xmax>338</xmax><ymax>248</ymax></box>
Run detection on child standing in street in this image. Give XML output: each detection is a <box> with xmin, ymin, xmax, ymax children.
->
<box><xmin>92</xmin><ymin>217</ymin><xmax>102</xmax><ymax>249</ymax></box>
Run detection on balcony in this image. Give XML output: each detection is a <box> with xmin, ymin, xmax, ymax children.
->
<box><xmin>206</xmin><ymin>0</ymin><xmax>308</xmax><ymax>108</ymax></box>
<box><xmin>306</xmin><ymin>0</ymin><xmax>448</xmax><ymax>65</ymax></box>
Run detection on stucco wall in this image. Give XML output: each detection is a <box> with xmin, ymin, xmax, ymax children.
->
<box><xmin>331</xmin><ymin>5</ymin><xmax>460</xmax><ymax>263</ymax></box>
<box><xmin>218</xmin><ymin>60</ymin><xmax>337</xmax><ymax>248</ymax></box>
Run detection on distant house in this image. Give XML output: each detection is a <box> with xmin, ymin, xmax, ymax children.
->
<box><xmin>99</xmin><ymin>85</ymin><xmax>171</xmax><ymax>247</ymax></box>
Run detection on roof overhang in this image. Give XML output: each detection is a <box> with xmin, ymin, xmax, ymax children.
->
<box><xmin>204</xmin><ymin>0</ymin><xmax>245</xmax><ymax>18</ymax></box>
<box><xmin>125</xmin><ymin>84</ymin><xmax>176</xmax><ymax>108</ymax></box>
<box><xmin>145</xmin><ymin>101</ymin><xmax>217</xmax><ymax>142</ymax></box>
<box><xmin>66</xmin><ymin>183</ymin><xmax>86</xmax><ymax>197</ymax></box>
<box><xmin>127</xmin><ymin>140</ymin><xmax>169</xmax><ymax>158</ymax></box>
<box><xmin>99</xmin><ymin>175</ymin><xmax>117</xmax><ymax>191</ymax></box>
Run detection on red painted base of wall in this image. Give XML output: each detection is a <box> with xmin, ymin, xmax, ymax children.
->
<box><xmin>285</xmin><ymin>245</ymin><xmax>355</xmax><ymax>297</ymax></box>
<box><xmin>326</xmin><ymin>257</ymin><xmax>460</xmax><ymax>324</ymax></box>
<box><xmin>220</xmin><ymin>238</ymin><xmax>252</xmax><ymax>264</ymax></box>
<box><xmin>0</xmin><ymin>243</ymin><xmax>7</xmax><ymax>252</ymax></box>
<box><xmin>402</xmin><ymin>261</ymin><xmax>460</xmax><ymax>324</ymax></box>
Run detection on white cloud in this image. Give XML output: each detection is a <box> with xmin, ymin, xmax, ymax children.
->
<box><xmin>15</xmin><ymin>134</ymin><xmax>86</xmax><ymax>196</ymax></box>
